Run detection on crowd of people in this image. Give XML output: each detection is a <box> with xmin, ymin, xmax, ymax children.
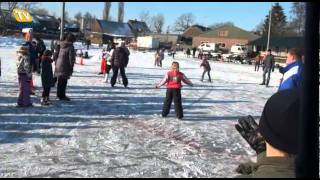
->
<box><xmin>12</xmin><ymin>27</ymin><xmax>307</xmax><ymax>177</ymax></box>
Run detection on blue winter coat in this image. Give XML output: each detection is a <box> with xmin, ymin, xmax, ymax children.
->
<box><xmin>278</xmin><ymin>60</ymin><xmax>303</xmax><ymax>91</ymax></box>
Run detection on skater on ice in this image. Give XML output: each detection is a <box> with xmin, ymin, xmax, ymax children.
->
<box><xmin>16</xmin><ymin>45</ymin><xmax>33</xmax><ymax>107</ymax></box>
<box><xmin>110</xmin><ymin>42</ymin><xmax>129</xmax><ymax>88</ymax></box>
<box><xmin>260</xmin><ymin>49</ymin><xmax>275</xmax><ymax>87</ymax></box>
<box><xmin>40</xmin><ymin>50</ymin><xmax>54</xmax><ymax>106</ymax></box>
<box><xmin>54</xmin><ymin>33</ymin><xmax>76</xmax><ymax>101</ymax></box>
<box><xmin>200</xmin><ymin>54</ymin><xmax>212</xmax><ymax>83</ymax></box>
<box><xmin>156</xmin><ymin>61</ymin><xmax>193</xmax><ymax>119</ymax></box>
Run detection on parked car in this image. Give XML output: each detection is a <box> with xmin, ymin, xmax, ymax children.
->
<box><xmin>198</xmin><ymin>42</ymin><xmax>219</xmax><ymax>53</ymax></box>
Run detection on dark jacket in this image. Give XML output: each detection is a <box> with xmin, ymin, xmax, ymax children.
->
<box><xmin>236</xmin><ymin>151</ymin><xmax>296</xmax><ymax>178</ymax></box>
<box><xmin>36</xmin><ymin>40</ymin><xmax>46</xmax><ymax>57</ymax></box>
<box><xmin>111</xmin><ymin>47</ymin><xmax>129</xmax><ymax>68</ymax></box>
<box><xmin>41</xmin><ymin>55</ymin><xmax>54</xmax><ymax>88</ymax></box>
<box><xmin>23</xmin><ymin>41</ymin><xmax>37</xmax><ymax>66</ymax></box>
<box><xmin>54</xmin><ymin>41</ymin><xmax>75</xmax><ymax>79</ymax></box>
<box><xmin>200</xmin><ymin>59</ymin><xmax>211</xmax><ymax>71</ymax></box>
<box><xmin>263</xmin><ymin>54</ymin><xmax>275</xmax><ymax>69</ymax></box>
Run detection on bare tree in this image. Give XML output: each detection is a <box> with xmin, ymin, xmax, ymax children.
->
<box><xmin>74</xmin><ymin>12</ymin><xmax>82</xmax><ymax>24</ymax></box>
<box><xmin>174</xmin><ymin>13</ymin><xmax>195</xmax><ymax>33</ymax></box>
<box><xmin>0</xmin><ymin>2</ymin><xmax>18</xmax><ymax>34</ymax></box>
<box><xmin>118</xmin><ymin>2</ymin><xmax>124</xmax><ymax>23</ymax></box>
<box><xmin>103</xmin><ymin>2</ymin><xmax>111</xmax><ymax>20</ymax></box>
<box><xmin>139</xmin><ymin>10</ymin><xmax>151</xmax><ymax>28</ymax></box>
<box><xmin>17</xmin><ymin>2</ymin><xmax>39</xmax><ymax>12</ymax></box>
<box><xmin>289</xmin><ymin>2</ymin><xmax>306</xmax><ymax>35</ymax></box>
<box><xmin>31</xmin><ymin>8</ymin><xmax>49</xmax><ymax>15</ymax></box>
<box><xmin>151</xmin><ymin>14</ymin><xmax>165</xmax><ymax>33</ymax></box>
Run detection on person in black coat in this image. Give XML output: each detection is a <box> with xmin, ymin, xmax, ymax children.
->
<box><xmin>36</xmin><ymin>37</ymin><xmax>46</xmax><ymax>71</ymax></box>
<box><xmin>110</xmin><ymin>42</ymin><xmax>129</xmax><ymax>87</ymax></box>
<box><xmin>54</xmin><ymin>33</ymin><xmax>76</xmax><ymax>101</ymax></box>
<box><xmin>192</xmin><ymin>47</ymin><xmax>197</xmax><ymax>58</ymax></box>
<box><xmin>40</xmin><ymin>50</ymin><xmax>54</xmax><ymax>105</ymax></box>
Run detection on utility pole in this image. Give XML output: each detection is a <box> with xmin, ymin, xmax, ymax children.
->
<box><xmin>266</xmin><ymin>5</ymin><xmax>272</xmax><ymax>51</ymax></box>
<box><xmin>60</xmin><ymin>2</ymin><xmax>65</xmax><ymax>41</ymax></box>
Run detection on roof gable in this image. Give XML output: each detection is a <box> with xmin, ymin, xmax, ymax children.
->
<box><xmin>97</xmin><ymin>20</ymin><xmax>134</xmax><ymax>37</ymax></box>
<box><xmin>198</xmin><ymin>24</ymin><xmax>259</xmax><ymax>40</ymax></box>
<box><xmin>128</xmin><ymin>20</ymin><xmax>151</xmax><ymax>33</ymax></box>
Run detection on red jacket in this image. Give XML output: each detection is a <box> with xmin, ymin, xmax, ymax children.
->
<box><xmin>157</xmin><ymin>70</ymin><xmax>192</xmax><ymax>89</ymax></box>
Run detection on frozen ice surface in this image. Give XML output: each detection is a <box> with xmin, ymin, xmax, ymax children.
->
<box><xmin>0</xmin><ymin>37</ymin><xmax>299</xmax><ymax>177</ymax></box>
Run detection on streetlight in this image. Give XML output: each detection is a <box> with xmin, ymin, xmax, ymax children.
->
<box><xmin>60</xmin><ymin>2</ymin><xmax>65</xmax><ymax>41</ymax></box>
<box><xmin>266</xmin><ymin>4</ymin><xmax>272</xmax><ymax>51</ymax></box>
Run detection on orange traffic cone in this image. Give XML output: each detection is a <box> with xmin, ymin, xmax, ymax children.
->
<box><xmin>80</xmin><ymin>57</ymin><xmax>84</xmax><ymax>65</ymax></box>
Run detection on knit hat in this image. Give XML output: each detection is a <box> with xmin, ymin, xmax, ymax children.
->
<box><xmin>258</xmin><ymin>88</ymin><xmax>301</xmax><ymax>154</ymax></box>
<box><xmin>16</xmin><ymin>45</ymin><xmax>29</xmax><ymax>54</ymax></box>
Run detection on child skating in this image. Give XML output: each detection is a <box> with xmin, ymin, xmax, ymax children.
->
<box><xmin>40</xmin><ymin>50</ymin><xmax>54</xmax><ymax>106</ymax></box>
<box><xmin>200</xmin><ymin>54</ymin><xmax>212</xmax><ymax>82</ymax></box>
<box><xmin>156</xmin><ymin>61</ymin><xmax>193</xmax><ymax>119</ymax></box>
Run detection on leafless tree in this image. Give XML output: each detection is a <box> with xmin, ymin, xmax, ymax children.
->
<box><xmin>174</xmin><ymin>13</ymin><xmax>195</xmax><ymax>33</ymax></box>
<box><xmin>74</xmin><ymin>12</ymin><xmax>82</xmax><ymax>24</ymax></box>
<box><xmin>0</xmin><ymin>2</ymin><xmax>18</xmax><ymax>34</ymax></box>
<box><xmin>31</xmin><ymin>8</ymin><xmax>49</xmax><ymax>15</ymax></box>
<box><xmin>151</xmin><ymin>14</ymin><xmax>165</xmax><ymax>33</ymax></box>
<box><xmin>17</xmin><ymin>2</ymin><xmax>39</xmax><ymax>12</ymax></box>
<box><xmin>103</xmin><ymin>2</ymin><xmax>111</xmax><ymax>20</ymax></box>
<box><xmin>139</xmin><ymin>10</ymin><xmax>151</xmax><ymax>28</ymax></box>
<box><xmin>118</xmin><ymin>2</ymin><xmax>124</xmax><ymax>23</ymax></box>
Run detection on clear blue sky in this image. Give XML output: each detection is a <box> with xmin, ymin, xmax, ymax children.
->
<box><xmin>39</xmin><ymin>2</ymin><xmax>293</xmax><ymax>33</ymax></box>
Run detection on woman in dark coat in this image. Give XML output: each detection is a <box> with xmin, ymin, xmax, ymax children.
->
<box><xmin>41</xmin><ymin>50</ymin><xmax>54</xmax><ymax>105</ymax></box>
<box><xmin>54</xmin><ymin>33</ymin><xmax>76</xmax><ymax>101</ymax></box>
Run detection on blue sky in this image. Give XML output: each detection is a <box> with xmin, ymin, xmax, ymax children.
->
<box><xmin>39</xmin><ymin>2</ymin><xmax>293</xmax><ymax>32</ymax></box>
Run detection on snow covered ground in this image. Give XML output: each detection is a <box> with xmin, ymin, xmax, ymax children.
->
<box><xmin>0</xmin><ymin>37</ymin><xmax>288</xmax><ymax>177</ymax></box>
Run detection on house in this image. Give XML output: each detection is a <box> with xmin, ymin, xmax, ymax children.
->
<box><xmin>192</xmin><ymin>24</ymin><xmax>260</xmax><ymax>49</ymax></box>
<box><xmin>249</xmin><ymin>36</ymin><xmax>306</xmax><ymax>56</ymax></box>
<box><xmin>149</xmin><ymin>33</ymin><xmax>181</xmax><ymax>48</ymax></box>
<box><xmin>181</xmin><ymin>25</ymin><xmax>211</xmax><ymax>46</ymax></box>
<box><xmin>88</xmin><ymin>19</ymin><xmax>134</xmax><ymax>44</ymax></box>
<box><xmin>127</xmin><ymin>19</ymin><xmax>151</xmax><ymax>38</ymax></box>
<box><xmin>32</xmin><ymin>14</ymin><xmax>60</xmax><ymax>33</ymax></box>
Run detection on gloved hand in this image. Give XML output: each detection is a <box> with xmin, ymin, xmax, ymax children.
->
<box><xmin>235</xmin><ymin>115</ymin><xmax>266</xmax><ymax>154</ymax></box>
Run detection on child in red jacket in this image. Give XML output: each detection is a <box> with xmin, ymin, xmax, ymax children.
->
<box><xmin>156</xmin><ymin>61</ymin><xmax>193</xmax><ymax>119</ymax></box>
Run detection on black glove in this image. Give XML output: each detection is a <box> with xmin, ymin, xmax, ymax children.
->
<box><xmin>235</xmin><ymin>115</ymin><xmax>266</xmax><ymax>154</ymax></box>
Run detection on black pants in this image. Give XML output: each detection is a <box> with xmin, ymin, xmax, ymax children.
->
<box><xmin>201</xmin><ymin>69</ymin><xmax>211</xmax><ymax>82</ymax></box>
<box><xmin>111</xmin><ymin>67</ymin><xmax>128</xmax><ymax>87</ymax></box>
<box><xmin>254</xmin><ymin>63</ymin><xmax>260</xmax><ymax>71</ymax></box>
<box><xmin>57</xmin><ymin>77</ymin><xmax>68</xmax><ymax>98</ymax></box>
<box><xmin>162</xmin><ymin>88</ymin><xmax>183</xmax><ymax>119</ymax></box>
<box><xmin>42</xmin><ymin>86</ymin><xmax>51</xmax><ymax>98</ymax></box>
<box><xmin>262</xmin><ymin>68</ymin><xmax>272</xmax><ymax>86</ymax></box>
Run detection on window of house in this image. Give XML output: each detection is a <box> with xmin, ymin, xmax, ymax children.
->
<box><xmin>218</xmin><ymin>31</ymin><xmax>228</xmax><ymax>37</ymax></box>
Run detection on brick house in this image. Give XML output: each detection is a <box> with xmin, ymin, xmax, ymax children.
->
<box><xmin>192</xmin><ymin>24</ymin><xmax>260</xmax><ymax>49</ymax></box>
<box><xmin>181</xmin><ymin>25</ymin><xmax>211</xmax><ymax>45</ymax></box>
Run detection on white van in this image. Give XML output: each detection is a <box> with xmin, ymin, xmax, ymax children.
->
<box><xmin>198</xmin><ymin>42</ymin><xmax>218</xmax><ymax>53</ymax></box>
<box><xmin>230</xmin><ymin>44</ymin><xmax>248</xmax><ymax>56</ymax></box>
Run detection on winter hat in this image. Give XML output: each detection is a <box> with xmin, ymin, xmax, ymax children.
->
<box><xmin>258</xmin><ymin>88</ymin><xmax>300</xmax><ymax>154</ymax></box>
<box><xmin>16</xmin><ymin>45</ymin><xmax>29</xmax><ymax>54</ymax></box>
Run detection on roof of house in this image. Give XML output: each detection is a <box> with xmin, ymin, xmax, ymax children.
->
<box><xmin>249</xmin><ymin>36</ymin><xmax>306</xmax><ymax>49</ymax></box>
<box><xmin>198</xmin><ymin>24</ymin><xmax>260</xmax><ymax>41</ymax></box>
<box><xmin>96</xmin><ymin>19</ymin><xmax>134</xmax><ymax>37</ymax></box>
<box><xmin>182</xmin><ymin>25</ymin><xmax>211</xmax><ymax>38</ymax></box>
<box><xmin>127</xmin><ymin>19</ymin><xmax>151</xmax><ymax>34</ymax></box>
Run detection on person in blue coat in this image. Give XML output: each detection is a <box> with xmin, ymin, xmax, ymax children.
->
<box><xmin>278</xmin><ymin>48</ymin><xmax>304</xmax><ymax>91</ymax></box>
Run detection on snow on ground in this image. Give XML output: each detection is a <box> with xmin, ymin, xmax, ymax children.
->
<box><xmin>0</xmin><ymin>37</ymin><xmax>285</xmax><ymax>177</ymax></box>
